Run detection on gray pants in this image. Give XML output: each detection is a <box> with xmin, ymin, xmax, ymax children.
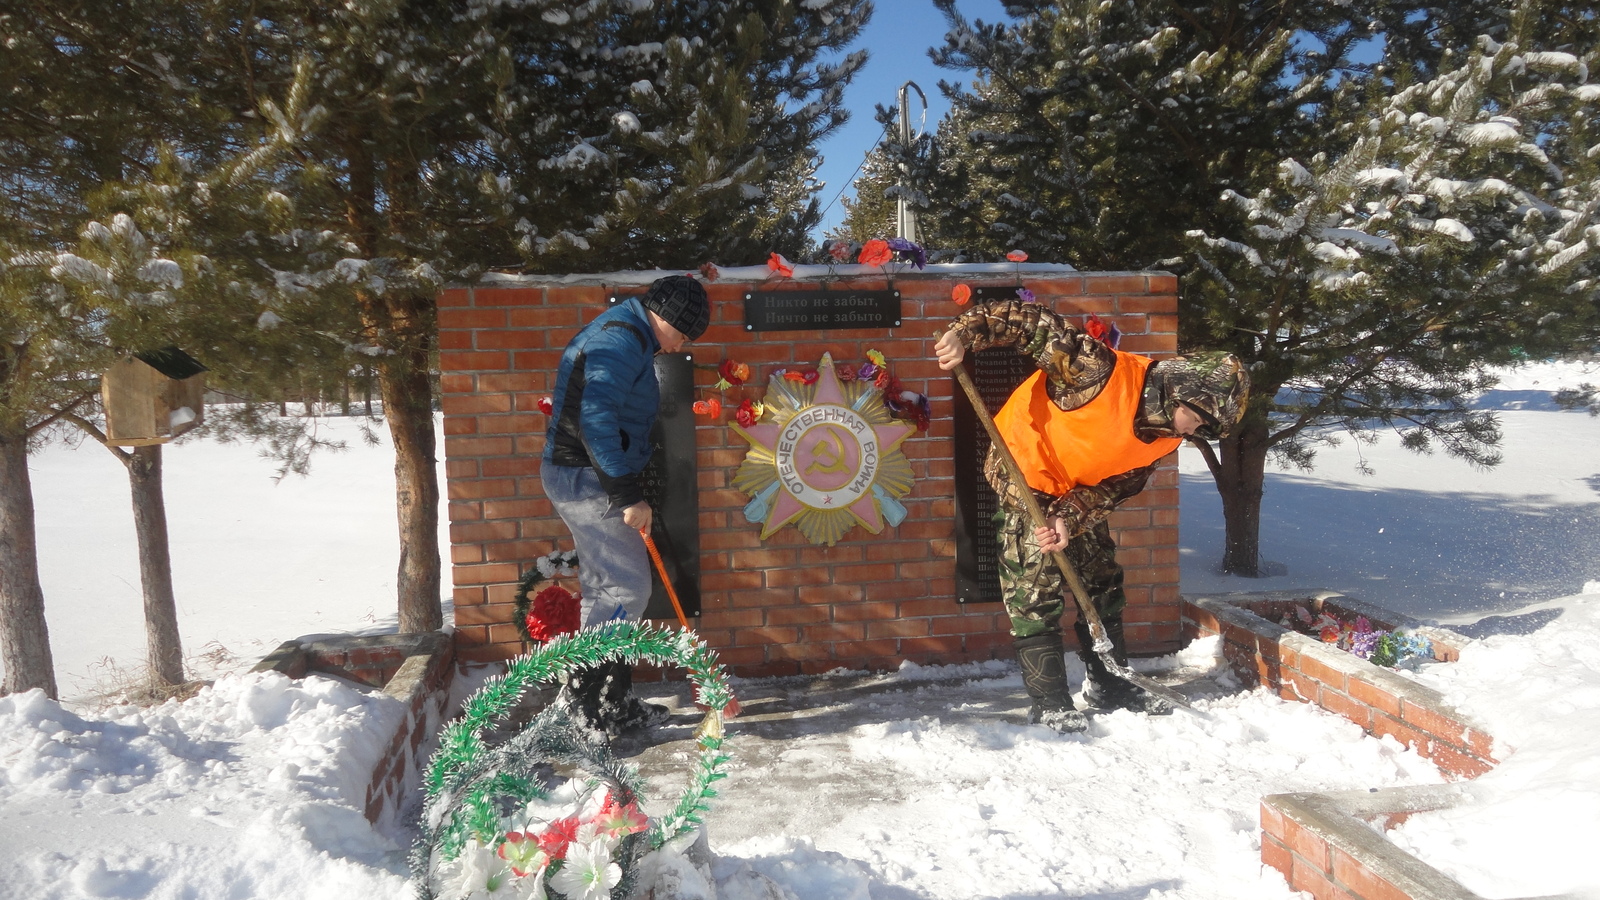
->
<box><xmin>540</xmin><ymin>463</ymin><xmax>652</xmax><ymax>627</ymax></box>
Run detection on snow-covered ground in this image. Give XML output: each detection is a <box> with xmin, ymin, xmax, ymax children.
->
<box><xmin>1</xmin><ymin>358</ymin><xmax>1597</xmax><ymax>899</ymax></box>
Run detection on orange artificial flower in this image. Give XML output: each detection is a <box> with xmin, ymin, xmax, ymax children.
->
<box><xmin>952</xmin><ymin>283</ymin><xmax>972</xmax><ymax>305</ymax></box>
<box><xmin>692</xmin><ymin>396</ymin><xmax>723</xmax><ymax>418</ymax></box>
<box><xmin>858</xmin><ymin>239</ymin><xmax>893</xmax><ymax>267</ymax></box>
<box><xmin>767</xmin><ymin>252</ymin><xmax>794</xmax><ymax>278</ymax></box>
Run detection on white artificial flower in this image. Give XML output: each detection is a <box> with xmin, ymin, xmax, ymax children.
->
<box><xmin>439</xmin><ymin>839</ymin><xmax>516</xmax><ymax>900</ymax></box>
<box><xmin>547</xmin><ymin>839</ymin><xmax>621</xmax><ymax>900</ymax></box>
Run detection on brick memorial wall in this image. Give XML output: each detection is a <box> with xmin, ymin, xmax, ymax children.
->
<box><xmin>438</xmin><ymin>266</ymin><xmax>1180</xmax><ymax>677</ymax></box>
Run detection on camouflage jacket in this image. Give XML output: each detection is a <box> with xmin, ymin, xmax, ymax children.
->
<box><xmin>950</xmin><ymin>299</ymin><xmax>1161</xmax><ymax>534</ymax></box>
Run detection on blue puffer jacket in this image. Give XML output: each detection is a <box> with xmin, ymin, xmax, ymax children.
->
<box><xmin>543</xmin><ymin>297</ymin><xmax>660</xmax><ymax>507</ymax></box>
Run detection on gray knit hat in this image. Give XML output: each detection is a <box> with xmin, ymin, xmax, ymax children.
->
<box><xmin>641</xmin><ymin>275</ymin><xmax>710</xmax><ymax>340</ymax></box>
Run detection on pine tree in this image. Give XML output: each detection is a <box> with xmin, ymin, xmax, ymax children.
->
<box><xmin>837</xmin><ymin>145</ymin><xmax>901</xmax><ymax>244</ymax></box>
<box><xmin>928</xmin><ymin>0</ymin><xmax>1600</xmax><ymax>574</ymax></box>
<box><xmin>486</xmin><ymin>0</ymin><xmax>869</xmax><ymax>271</ymax></box>
<box><xmin>1185</xmin><ymin>24</ymin><xmax>1600</xmax><ymax>571</ymax></box>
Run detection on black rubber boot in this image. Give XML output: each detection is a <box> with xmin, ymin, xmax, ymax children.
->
<box><xmin>596</xmin><ymin>661</ymin><xmax>671</xmax><ymax>737</ymax></box>
<box><xmin>559</xmin><ymin>666</ymin><xmax>608</xmax><ymax>734</ymax></box>
<box><xmin>1014</xmin><ymin>633</ymin><xmax>1088</xmax><ymax>733</ymax></box>
<box><xmin>1074</xmin><ymin>618</ymin><xmax>1172</xmax><ymax>716</ymax></box>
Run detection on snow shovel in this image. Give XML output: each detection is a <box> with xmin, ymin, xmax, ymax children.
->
<box><xmin>641</xmin><ymin>529</ymin><xmax>742</xmax><ymax>721</ymax></box>
<box><xmin>952</xmin><ymin>364</ymin><xmax>1191</xmax><ymax>711</ymax></box>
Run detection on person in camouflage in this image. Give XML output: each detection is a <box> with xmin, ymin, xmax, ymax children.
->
<box><xmin>935</xmin><ymin>298</ymin><xmax>1249</xmax><ymax>733</ymax></box>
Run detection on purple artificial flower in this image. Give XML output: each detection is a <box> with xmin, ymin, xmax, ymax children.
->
<box><xmin>857</xmin><ymin>362</ymin><xmax>880</xmax><ymax>382</ymax></box>
<box><xmin>1017</xmin><ymin>287</ymin><xmax>1037</xmax><ymax>304</ymax></box>
<box><xmin>886</xmin><ymin>237</ymin><xmax>927</xmax><ymax>270</ymax></box>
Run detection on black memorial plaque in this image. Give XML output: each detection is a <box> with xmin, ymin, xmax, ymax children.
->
<box><xmin>743</xmin><ymin>288</ymin><xmax>901</xmax><ymax>332</ymax></box>
<box><xmin>952</xmin><ymin>347</ymin><xmax>1035</xmax><ymax>604</ymax></box>
<box><xmin>638</xmin><ymin>351</ymin><xmax>702</xmax><ymax>619</ymax></box>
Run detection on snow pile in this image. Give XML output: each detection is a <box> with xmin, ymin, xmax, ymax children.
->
<box><xmin>692</xmin><ymin>655</ymin><xmax>1444</xmax><ymax>900</ymax></box>
<box><xmin>0</xmin><ymin>672</ymin><xmax>410</xmax><ymax>899</ymax></box>
<box><xmin>1390</xmin><ymin>595</ymin><xmax>1600</xmax><ymax>899</ymax></box>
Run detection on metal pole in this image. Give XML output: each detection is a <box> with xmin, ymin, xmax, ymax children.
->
<box><xmin>895</xmin><ymin>81</ymin><xmax>927</xmax><ymax>242</ymax></box>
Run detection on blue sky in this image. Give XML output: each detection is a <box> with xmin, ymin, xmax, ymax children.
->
<box><xmin>810</xmin><ymin>0</ymin><xmax>1010</xmax><ymax>239</ymax></box>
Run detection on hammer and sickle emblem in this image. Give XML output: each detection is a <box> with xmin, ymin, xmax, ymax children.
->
<box><xmin>805</xmin><ymin>429</ymin><xmax>849</xmax><ymax>475</ymax></box>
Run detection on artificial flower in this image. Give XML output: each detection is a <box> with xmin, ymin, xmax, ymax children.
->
<box><xmin>446</xmin><ymin>839</ymin><xmax>514</xmax><ymax>898</ymax></box>
<box><xmin>857</xmin><ymin>362</ymin><xmax>879</xmax><ymax>383</ymax></box>
<box><xmin>698</xmin><ymin>261</ymin><xmax>720</xmax><ymax>282</ymax></box>
<box><xmin>886</xmin><ymin>237</ymin><xmax>926</xmax><ymax>269</ymax></box>
<box><xmin>591</xmin><ymin>796</ymin><xmax>648</xmax><ymax>839</ymax></box>
<box><xmin>824</xmin><ymin>238</ymin><xmax>853</xmax><ymax>262</ymax></box>
<box><xmin>537</xmin><ymin>396</ymin><xmax>554</xmax><ymax>415</ymax></box>
<box><xmin>782</xmin><ymin>370</ymin><xmax>810</xmax><ymax>383</ymax></box>
<box><xmin>735</xmin><ymin>399</ymin><xmax>763</xmax><ymax>427</ymax></box>
<box><xmin>886</xmin><ymin>389</ymin><xmax>931</xmax><ymax>432</ymax></box>
<box><xmin>873</xmin><ymin>368</ymin><xmax>894</xmax><ymax>390</ymax></box>
<box><xmin>716</xmin><ymin>358</ymin><xmax>750</xmax><ymax>389</ymax></box>
<box><xmin>865</xmin><ymin>349</ymin><xmax>887</xmax><ymax>369</ymax></box>
<box><xmin>952</xmin><ymin>283</ymin><xmax>972</xmax><ymax>306</ymax></box>
<box><xmin>1006</xmin><ymin>249</ymin><xmax>1028</xmax><ymax>262</ymax></box>
<box><xmin>524</xmin><ymin>586</ymin><xmax>582</xmax><ymax>640</ymax></box>
<box><xmin>692</xmin><ymin>397</ymin><xmax>723</xmax><ymax>418</ymax></box>
<box><xmin>857</xmin><ymin>239</ymin><xmax>892</xmax><ymax>267</ymax></box>
<box><xmin>497</xmin><ymin>832</ymin><xmax>550</xmax><ymax>877</ymax></box>
<box><xmin>836</xmin><ymin>363</ymin><xmax>857</xmax><ymax>382</ymax></box>
<box><xmin>1017</xmin><ymin>287</ymin><xmax>1037</xmax><ymax>304</ymax></box>
<box><xmin>802</xmin><ymin>370</ymin><xmax>819</xmax><ymax>385</ymax></box>
<box><xmin>767</xmin><ymin>252</ymin><xmax>794</xmax><ymax>278</ymax></box>
<box><xmin>537</xmin><ymin>817</ymin><xmax>582</xmax><ymax>860</ymax></box>
<box><xmin>526</xmin><ymin>585</ymin><xmax>581</xmax><ymax>643</ymax></box>
<box><xmin>1084</xmin><ymin>314</ymin><xmax>1122</xmax><ymax>348</ymax></box>
<box><xmin>548</xmin><ymin>839</ymin><xmax>622</xmax><ymax>900</ymax></box>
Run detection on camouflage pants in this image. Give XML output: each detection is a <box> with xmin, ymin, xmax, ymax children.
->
<box><xmin>996</xmin><ymin>509</ymin><xmax>1125</xmax><ymax>639</ymax></box>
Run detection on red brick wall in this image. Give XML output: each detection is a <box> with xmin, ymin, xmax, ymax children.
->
<box><xmin>439</xmin><ymin>270</ymin><xmax>1180</xmax><ymax>676</ymax></box>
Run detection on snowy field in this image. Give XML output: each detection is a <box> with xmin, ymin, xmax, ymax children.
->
<box><xmin>0</xmin><ymin>358</ymin><xmax>1597</xmax><ymax>899</ymax></box>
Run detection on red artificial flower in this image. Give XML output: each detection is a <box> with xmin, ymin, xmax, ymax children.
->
<box><xmin>692</xmin><ymin>396</ymin><xmax>723</xmax><ymax>418</ymax></box>
<box><xmin>591</xmin><ymin>796</ymin><xmax>649</xmax><ymax>838</ymax></box>
<box><xmin>858</xmin><ymin>239</ymin><xmax>893</xmax><ymax>267</ymax></box>
<box><xmin>497</xmin><ymin>832</ymin><xmax>546</xmax><ymax>876</ymax></box>
<box><xmin>836</xmin><ymin>363</ymin><xmax>857</xmax><ymax>382</ymax></box>
<box><xmin>537</xmin><ymin>396</ymin><xmax>554</xmax><ymax>415</ymax></box>
<box><xmin>1084</xmin><ymin>314</ymin><xmax>1110</xmax><ymax>343</ymax></box>
<box><xmin>537</xmin><ymin>817</ymin><xmax>582</xmax><ymax>860</ymax></box>
<box><xmin>802</xmin><ymin>370</ymin><xmax>819</xmax><ymax>385</ymax></box>
<box><xmin>952</xmin><ymin>283</ymin><xmax>972</xmax><ymax>306</ymax></box>
<box><xmin>735</xmin><ymin>399</ymin><xmax>759</xmax><ymax>427</ymax></box>
<box><xmin>1006</xmin><ymin>249</ymin><xmax>1029</xmax><ymax>262</ymax></box>
<box><xmin>767</xmin><ymin>252</ymin><xmax>794</xmax><ymax>278</ymax></box>
<box><xmin>826</xmin><ymin>239</ymin><xmax>852</xmax><ymax>262</ymax></box>
<box><xmin>525</xmin><ymin>584</ymin><xmax>581</xmax><ymax>642</ymax></box>
<box><xmin>873</xmin><ymin>368</ymin><xmax>894</xmax><ymax>390</ymax></box>
<box><xmin>718</xmin><ymin>358</ymin><xmax>750</xmax><ymax>386</ymax></box>
<box><xmin>698</xmin><ymin>261</ymin><xmax>720</xmax><ymax>282</ymax></box>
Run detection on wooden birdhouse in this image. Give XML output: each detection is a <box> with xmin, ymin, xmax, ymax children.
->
<box><xmin>101</xmin><ymin>347</ymin><xmax>209</xmax><ymax>446</ymax></box>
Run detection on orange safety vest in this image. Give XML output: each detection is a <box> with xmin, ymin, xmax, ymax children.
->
<box><xmin>993</xmin><ymin>350</ymin><xmax>1180</xmax><ymax>496</ymax></box>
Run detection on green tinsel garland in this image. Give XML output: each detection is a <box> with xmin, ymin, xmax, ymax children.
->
<box><xmin>411</xmin><ymin>621</ymin><xmax>735</xmax><ymax>899</ymax></box>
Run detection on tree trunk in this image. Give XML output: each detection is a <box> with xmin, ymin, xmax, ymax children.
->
<box><xmin>1215</xmin><ymin>411</ymin><xmax>1271</xmax><ymax>577</ymax></box>
<box><xmin>127</xmin><ymin>444</ymin><xmax>184</xmax><ymax>686</ymax></box>
<box><xmin>0</xmin><ymin>429</ymin><xmax>57</xmax><ymax>698</ymax></box>
<box><xmin>379</xmin><ymin>337</ymin><xmax>443</xmax><ymax>633</ymax></box>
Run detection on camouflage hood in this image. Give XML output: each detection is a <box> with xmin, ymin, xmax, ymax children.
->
<box><xmin>1147</xmin><ymin>352</ymin><xmax>1250</xmax><ymax>441</ymax></box>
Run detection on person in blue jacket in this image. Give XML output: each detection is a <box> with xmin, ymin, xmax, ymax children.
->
<box><xmin>541</xmin><ymin>274</ymin><xmax>710</xmax><ymax>737</ymax></box>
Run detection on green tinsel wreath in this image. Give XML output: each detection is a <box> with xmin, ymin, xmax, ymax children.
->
<box><xmin>411</xmin><ymin>621</ymin><xmax>736</xmax><ymax>900</ymax></box>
